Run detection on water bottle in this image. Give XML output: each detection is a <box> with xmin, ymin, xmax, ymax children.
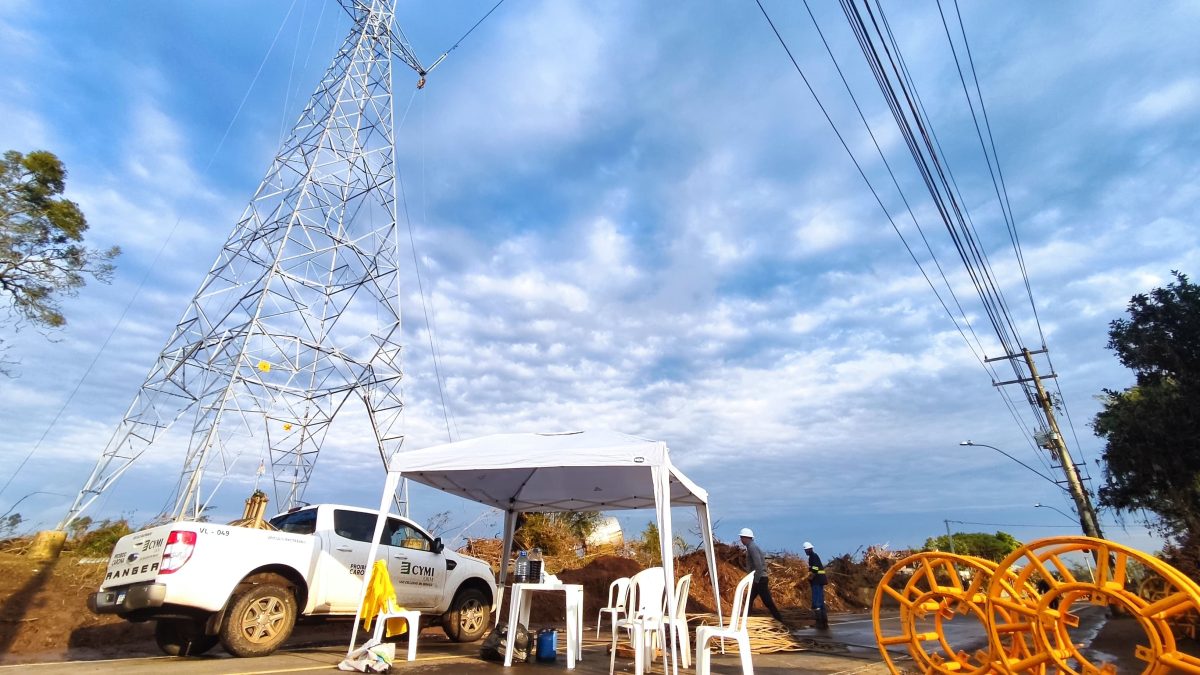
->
<box><xmin>529</xmin><ymin>547</ymin><xmax>543</xmax><ymax>583</ymax></box>
<box><xmin>516</xmin><ymin>550</ymin><xmax>529</xmax><ymax>583</ymax></box>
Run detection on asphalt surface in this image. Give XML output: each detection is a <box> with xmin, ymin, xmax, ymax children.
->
<box><xmin>0</xmin><ymin>615</ymin><xmax>896</xmax><ymax>675</ymax></box>
<box><xmin>0</xmin><ymin>607</ymin><xmax>1136</xmax><ymax>674</ymax></box>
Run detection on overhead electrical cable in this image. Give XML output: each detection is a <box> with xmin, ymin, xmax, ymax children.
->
<box><xmin>752</xmin><ymin>0</ymin><xmax>988</xmax><ymax>377</ymax></box>
<box><xmin>840</xmin><ymin>0</ymin><xmax>1027</xmax><ymax>373</ymax></box>
<box><xmin>395</xmin><ymin>88</ymin><xmax>456</xmax><ymax>444</ymax></box>
<box><xmin>868</xmin><ymin>0</ymin><xmax>1056</xmax><ymax>468</ymax></box>
<box><xmin>869</xmin><ymin>4</ymin><xmax>1047</xmax><ymax>439</ymax></box>
<box><xmin>799</xmin><ymin>0</ymin><xmax>1059</xmax><ymax>480</ymax></box>
<box><xmin>799</xmin><ymin>0</ymin><xmax>991</xmax><ymax>367</ymax></box>
<box><xmin>944</xmin><ymin>0</ymin><xmax>1042</xmax><ymax>348</ymax></box>
<box><xmin>756</xmin><ymin>0</ymin><xmax>1054</xmax><ymax>460</ymax></box>
<box><xmin>843</xmin><ymin>0</ymin><xmax>1095</xmax><ymax>491</ymax></box>
<box><xmin>842</xmin><ymin>0</ymin><xmax>1033</xmax><ymax>383</ymax></box>
<box><xmin>415</xmin><ymin>92</ymin><xmax>460</xmax><ymax>442</ymax></box>
<box><xmin>424</xmin><ymin>0</ymin><xmax>509</xmax><ymax>74</ymax></box>
<box><xmin>938</xmin><ymin>0</ymin><xmax>1096</xmax><ymax>477</ymax></box>
<box><xmin>843</xmin><ymin>0</ymin><xmax>1016</xmax><ymax>359</ymax></box>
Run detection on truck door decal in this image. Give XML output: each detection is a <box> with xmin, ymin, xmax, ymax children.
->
<box><xmin>397</xmin><ymin>561</ymin><xmax>435</xmax><ymax>577</ymax></box>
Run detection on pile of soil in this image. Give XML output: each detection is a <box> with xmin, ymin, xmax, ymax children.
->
<box><xmin>0</xmin><ymin>550</ymin><xmax>156</xmax><ymax>664</ymax></box>
<box><xmin>515</xmin><ymin>540</ymin><xmax>898</xmax><ymax>625</ymax></box>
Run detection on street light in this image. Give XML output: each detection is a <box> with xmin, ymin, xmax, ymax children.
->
<box><xmin>959</xmin><ymin>441</ymin><xmax>1064</xmax><ymax>490</ymax></box>
<box><xmin>1034</xmin><ymin>503</ymin><xmax>1075</xmax><ymax>522</ymax></box>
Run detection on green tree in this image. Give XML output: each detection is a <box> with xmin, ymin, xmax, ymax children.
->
<box><xmin>633</xmin><ymin>521</ymin><xmax>688</xmax><ymax>565</ymax></box>
<box><xmin>1094</xmin><ymin>271</ymin><xmax>1200</xmax><ymax>538</ymax></box>
<box><xmin>923</xmin><ymin>531</ymin><xmax>1021</xmax><ymax>562</ymax></box>
<box><xmin>514</xmin><ymin>512</ymin><xmax>603</xmax><ymax>557</ymax></box>
<box><xmin>1</xmin><ymin>149</ymin><xmax>119</xmax><ymax>331</ymax></box>
<box><xmin>0</xmin><ymin>512</ymin><xmax>22</xmax><ymax>538</ymax></box>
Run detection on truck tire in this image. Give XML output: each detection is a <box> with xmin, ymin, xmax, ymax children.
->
<box><xmin>219</xmin><ymin>581</ymin><xmax>297</xmax><ymax>657</ymax></box>
<box><xmin>442</xmin><ymin>587</ymin><xmax>490</xmax><ymax>642</ymax></box>
<box><xmin>155</xmin><ymin>618</ymin><xmax>218</xmax><ymax>656</ymax></box>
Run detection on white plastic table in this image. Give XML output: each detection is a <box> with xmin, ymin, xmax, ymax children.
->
<box><xmin>503</xmin><ymin>581</ymin><xmax>584</xmax><ymax>668</ymax></box>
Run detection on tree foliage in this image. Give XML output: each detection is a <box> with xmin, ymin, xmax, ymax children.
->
<box><xmin>632</xmin><ymin>521</ymin><xmax>688</xmax><ymax>566</ymax></box>
<box><xmin>923</xmin><ymin>530</ymin><xmax>1021</xmax><ymax>562</ymax></box>
<box><xmin>0</xmin><ymin>513</ymin><xmax>22</xmax><ymax>538</ymax></box>
<box><xmin>0</xmin><ymin>149</ymin><xmax>119</xmax><ymax>330</ymax></box>
<box><xmin>1094</xmin><ymin>271</ymin><xmax>1200</xmax><ymax>537</ymax></box>
<box><xmin>514</xmin><ymin>511</ymin><xmax>603</xmax><ymax>557</ymax></box>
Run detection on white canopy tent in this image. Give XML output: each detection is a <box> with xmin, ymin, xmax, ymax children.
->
<box><xmin>349</xmin><ymin>430</ymin><xmax>722</xmax><ymax>675</ymax></box>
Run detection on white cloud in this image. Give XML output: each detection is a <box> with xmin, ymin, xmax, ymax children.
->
<box><xmin>791</xmin><ymin>206</ymin><xmax>856</xmax><ymax>256</ymax></box>
<box><xmin>3</xmin><ymin>1</ymin><xmax>1197</xmax><ymax>557</ymax></box>
<box><xmin>1130</xmin><ymin>78</ymin><xmax>1200</xmax><ymax>124</ymax></box>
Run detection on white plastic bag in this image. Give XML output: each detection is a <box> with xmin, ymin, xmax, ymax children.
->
<box><xmin>338</xmin><ymin>638</ymin><xmax>396</xmax><ymax>672</ymax></box>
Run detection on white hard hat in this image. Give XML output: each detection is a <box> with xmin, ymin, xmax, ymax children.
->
<box><xmin>739</xmin><ymin>528</ymin><xmax>754</xmax><ymax>538</ymax></box>
<box><xmin>803</xmin><ymin>541</ymin><xmax>814</xmax><ymax>549</ymax></box>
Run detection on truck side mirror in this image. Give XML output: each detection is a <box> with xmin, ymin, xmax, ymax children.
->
<box><xmin>433</xmin><ymin>537</ymin><xmax>445</xmax><ymax>554</ymax></box>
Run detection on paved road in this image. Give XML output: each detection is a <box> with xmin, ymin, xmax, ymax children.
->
<box><xmin>0</xmin><ymin>608</ymin><xmax>1118</xmax><ymax>674</ymax></box>
<box><xmin>0</xmin><ymin>615</ymin><xmax>895</xmax><ymax>675</ymax></box>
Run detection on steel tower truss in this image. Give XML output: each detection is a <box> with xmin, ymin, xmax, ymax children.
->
<box><xmin>61</xmin><ymin>0</ymin><xmax>419</xmax><ymax>527</ymax></box>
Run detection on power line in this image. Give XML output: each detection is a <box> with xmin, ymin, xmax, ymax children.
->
<box><xmin>754</xmin><ymin>1</ymin><xmax>1060</xmax><ymax>471</ymax></box>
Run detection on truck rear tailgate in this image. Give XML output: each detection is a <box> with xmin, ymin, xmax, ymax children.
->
<box><xmin>100</xmin><ymin>526</ymin><xmax>172</xmax><ymax>588</ymax></box>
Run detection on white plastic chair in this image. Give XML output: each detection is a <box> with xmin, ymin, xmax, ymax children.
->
<box><xmin>372</xmin><ymin>600</ymin><xmax>421</xmax><ymax>662</ymax></box>
<box><xmin>609</xmin><ymin>567</ymin><xmax>666</xmax><ymax>675</ymax></box>
<box><xmin>596</xmin><ymin>576</ymin><xmax>631</xmax><ymax>639</ymax></box>
<box><xmin>664</xmin><ymin>573</ymin><xmax>693</xmax><ymax>668</ymax></box>
<box><xmin>696</xmin><ymin>571</ymin><xmax>755</xmax><ymax>675</ymax></box>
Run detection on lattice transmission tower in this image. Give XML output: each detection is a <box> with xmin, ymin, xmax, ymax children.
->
<box><xmin>60</xmin><ymin>0</ymin><xmax>426</xmax><ymax>528</ymax></box>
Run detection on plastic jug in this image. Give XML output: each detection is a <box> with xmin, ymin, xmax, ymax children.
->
<box><xmin>515</xmin><ymin>550</ymin><xmax>528</xmax><ymax>583</ymax></box>
<box><xmin>536</xmin><ymin>628</ymin><xmax>557</xmax><ymax>662</ymax></box>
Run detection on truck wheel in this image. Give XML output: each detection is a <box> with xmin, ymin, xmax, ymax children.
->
<box><xmin>155</xmin><ymin>618</ymin><xmax>218</xmax><ymax>656</ymax></box>
<box><xmin>442</xmin><ymin>587</ymin><xmax>490</xmax><ymax>642</ymax></box>
<box><xmin>219</xmin><ymin>582</ymin><xmax>297</xmax><ymax>657</ymax></box>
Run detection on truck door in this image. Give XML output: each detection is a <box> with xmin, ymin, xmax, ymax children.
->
<box><xmin>384</xmin><ymin>518</ymin><xmax>446</xmax><ymax>610</ymax></box>
<box><xmin>323</xmin><ymin>509</ymin><xmax>394</xmax><ymax>613</ymax></box>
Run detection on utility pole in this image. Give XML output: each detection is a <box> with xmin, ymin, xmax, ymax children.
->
<box><xmin>987</xmin><ymin>348</ymin><xmax>1103</xmax><ymax>540</ymax></box>
<box><xmin>1022</xmin><ymin>348</ymin><xmax>1103</xmax><ymax>539</ymax></box>
<box><xmin>944</xmin><ymin>519</ymin><xmax>957</xmax><ymax>555</ymax></box>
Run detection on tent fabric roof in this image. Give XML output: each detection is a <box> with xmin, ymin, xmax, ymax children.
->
<box><xmin>388</xmin><ymin>430</ymin><xmax>708</xmax><ymax>512</ymax></box>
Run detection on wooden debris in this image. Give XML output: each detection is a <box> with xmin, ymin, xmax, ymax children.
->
<box><xmin>692</xmin><ymin>613</ymin><xmax>809</xmax><ymax>654</ymax></box>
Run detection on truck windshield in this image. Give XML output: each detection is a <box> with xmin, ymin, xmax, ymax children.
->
<box><xmin>269</xmin><ymin>509</ymin><xmax>317</xmax><ymax>535</ymax></box>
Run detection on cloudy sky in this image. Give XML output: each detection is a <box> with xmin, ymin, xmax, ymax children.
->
<box><xmin>1</xmin><ymin>0</ymin><xmax>1197</xmax><ymax>559</ymax></box>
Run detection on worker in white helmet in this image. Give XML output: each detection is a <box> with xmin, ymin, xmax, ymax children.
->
<box><xmin>804</xmin><ymin>541</ymin><xmax>829</xmax><ymax>630</ymax></box>
<box><xmin>738</xmin><ymin>527</ymin><xmax>787</xmax><ymax>625</ymax></box>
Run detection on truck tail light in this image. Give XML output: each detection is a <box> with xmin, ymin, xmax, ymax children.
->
<box><xmin>160</xmin><ymin>530</ymin><xmax>196</xmax><ymax>574</ymax></box>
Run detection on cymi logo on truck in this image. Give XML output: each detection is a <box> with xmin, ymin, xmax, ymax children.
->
<box><xmin>397</xmin><ymin>561</ymin><xmax>434</xmax><ymax>578</ymax></box>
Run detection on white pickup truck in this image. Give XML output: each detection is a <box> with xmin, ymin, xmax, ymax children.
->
<box><xmin>88</xmin><ymin>504</ymin><xmax>496</xmax><ymax>657</ymax></box>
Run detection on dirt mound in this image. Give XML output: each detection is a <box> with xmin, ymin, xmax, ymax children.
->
<box><xmin>0</xmin><ymin>550</ymin><xmax>156</xmax><ymax>664</ymax></box>
<box><xmin>510</xmin><ymin>539</ymin><xmax>896</xmax><ymax>627</ymax></box>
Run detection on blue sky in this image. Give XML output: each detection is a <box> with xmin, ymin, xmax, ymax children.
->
<box><xmin>1</xmin><ymin>1</ymin><xmax>1198</xmax><ymax>560</ymax></box>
